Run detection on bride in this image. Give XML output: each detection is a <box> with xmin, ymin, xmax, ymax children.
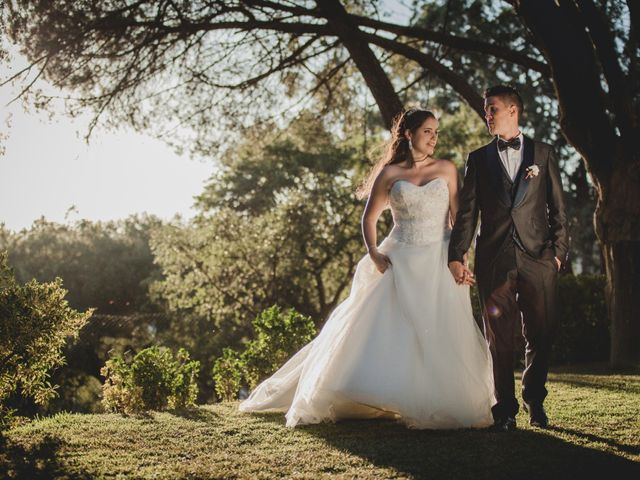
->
<box><xmin>239</xmin><ymin>109</ymin><xmax>496</xmax><ymax>429</ymax></box>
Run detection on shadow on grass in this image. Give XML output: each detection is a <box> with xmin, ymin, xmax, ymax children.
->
<box><xmin>550</xmin><ymin>363</ymin><xmax>640</xmax><ymax>376</ymax></box>
<box><xmin>169</xmin><ymin>406</ymin><xmax>221</xmax><ymax>423</ymax></box>
<box><xmin>547</xmin><ymin>425</ymin><xmax>640</xmax><ymax>456</ymax></box>
<box><xmin>550</xmin><ymin>375</ymin><xmax>640</xmax><ymax>394</ymax></box>
<box><xmin>250</xmin><ymin>412</ymin><xmax>639</xmax><ymax>480</ymax></box>
<box><xmin>0</xmin><ymin>433</ymin><xmax>92</xmax><ymax>480</ymax></box>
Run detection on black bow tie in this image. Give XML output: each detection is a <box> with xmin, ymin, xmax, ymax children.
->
<box><xmin>498</xmin><ymin>137</ymin><xmax>521</xmax><ymax>151</ymax></box>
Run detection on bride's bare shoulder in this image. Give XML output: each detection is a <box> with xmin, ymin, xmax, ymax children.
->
<box><xmin>381</xmin><ymin>163</ymin><xmax>406</xmax><ymax>174</ymax></box>
<box><xmin>433</xmin><ymin>159</ymin><xmax>458</xmax><ymax>183</ymax></box>
<box><xmin>378</xmin><ymin>163</ymin><xmax>405</xmax><ymax>182</ymax></box>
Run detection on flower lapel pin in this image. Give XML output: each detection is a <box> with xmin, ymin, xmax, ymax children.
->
<box><xmin>525</xmin><ymin>164</ymin><xmax>540</xmax><ymax>180</ymax></box>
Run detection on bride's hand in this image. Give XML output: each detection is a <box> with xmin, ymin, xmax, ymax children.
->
<box><xmin>369</xmin><ymin>249</ymin><xmax>392</xmax><ymax>273</ymax></box>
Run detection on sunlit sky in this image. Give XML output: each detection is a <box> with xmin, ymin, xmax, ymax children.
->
<box><xmin>0</xmin><ymin>48</ymin><xmax>214</xmax><ymax>232</ymax></box>
<box><xmin>0</xmin><ymin>2</ymin><xmax>411</xmax><ymax>232</ymax></box>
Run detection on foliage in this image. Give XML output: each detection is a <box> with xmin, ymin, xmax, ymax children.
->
<box><xmin>241</xmin><ymin>305</ymin><xmax>317</xmax><ymax>389</ymax></box>
<box><xmin>212</xmin><ymin>305</ymin><xmax>317</xmax><ymax>401</ymax></box>
<box><xmin>0</xmin><ymin>252</ymin><xmax>92</xmax><ymax>428</ymax></box>
<box><xmin>0</xmin><ymin>214</ymin><xmax>164</xmax><ymax>314</ymax></box>
<box><xmin>45</xmin><ymin>373</ymin><xmax>104</xmax><ymax>414</ymax></box>
<box><xmin>99</xmin><ymin>355</ymin><xmax>145</xmax><ymax>415</ymax></box>
<box><xmin>212</xmin><ymin>348</ymin><xmax>244</xmax><ymax>402</ymax></box>
<box><xmin>553</xmin><ymin>274</ymin><xmax>609</xmax><ymax>363</ymax></box>
<box><xmin>101</xmin><ymin>346</ymin><xmax>200</xmax><ymax>414</ymax></box>
<box><xmin>151</xmin><ymin>115</ymin><xmax>367</xmax><ymax>397</ymax></box>
<box><xmin>0</xmin><ymin>215</ymin><xmax>169</xmax><ymax>415</ymax></box>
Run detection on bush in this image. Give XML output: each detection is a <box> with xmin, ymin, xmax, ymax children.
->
<box><xmin>553</xmin><ymin>274</ymin><xmax>608</xmax><ymax>363</ymax></box>
<box><xmin>212</xmin><ymin>348</ymin><xmax>243</xmax><ymax>402</ymax></box>
<box><xmin>242</xmin><ymin>305</ymin><xmax>317</xmax><ymax>389</ymax></box>
<box><xmin>212</xmin><ymin>305</ymin><xmax>316</xmax><ymax>401</ymax></box>
<box><xmin>0</xmin><ymin>252</ymin><xmax>92</xmax><ymax>428</ymax></box>
<box><xmin>213</xmin><ymin>305</ymin><xmax>316</xmax><ymax>400</ymax></box>
<box><xmin>100</xmin><ymin>355</ymin><xmax>144</xmax><ymax>414</ymax></box>
<box><xmin>101</xmin><ymin>346</ymin><xmax>200</xmax><ymax>413</ymax></box>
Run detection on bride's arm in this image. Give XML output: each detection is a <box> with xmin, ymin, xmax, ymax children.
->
<box><xmin>444</xmin><ymin>160</ymin><xmax>460</xmax><ymax>227</ymax></box>
<box><xmin>361</xmin><ymin>170</ymin><xmax>391</xmax><ymax>254</ymax></box>
<box><xmin>445</xmin><ymin>159</ymin><xmax>474</xmax><ymax>284</ymax></box>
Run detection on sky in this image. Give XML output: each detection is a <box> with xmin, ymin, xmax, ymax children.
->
<box><xmin>0</xmin><ymin>45</ymin><xmax>214</xmax><ymax>232</ymax></box>
<box><xmin>0</xmin><ymin>2</ymin><xmax>412</xmax><ymax>232</ymax></box>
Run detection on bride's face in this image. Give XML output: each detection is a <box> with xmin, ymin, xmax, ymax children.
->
<box><xmin>408</xmin><ymin>117</ymin><xmax>439</xmax><ymax>157</ymax></box>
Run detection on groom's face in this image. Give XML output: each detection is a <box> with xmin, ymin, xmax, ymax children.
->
<box><xmin>484</xmin><ymin>96</ymin><xmax>517</xmax><ymax>136</ymax></box>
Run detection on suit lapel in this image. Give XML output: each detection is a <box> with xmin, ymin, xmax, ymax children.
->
<box><xmin>513</xmin><ymin>135</ymin><xmax>535</xmax><ymax>208</ymax></box>
<box><xmin>485</xmin><ymin>138</ymin><xmax>511</xmax><ymax>208</ymax></box>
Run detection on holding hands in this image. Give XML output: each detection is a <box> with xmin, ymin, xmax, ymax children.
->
<box><xmin>448</xmin><ymin>253</ymin><xmax>475</xmax><ymax>286</ymax></box>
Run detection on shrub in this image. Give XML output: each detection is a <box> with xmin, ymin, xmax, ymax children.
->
<box><xmin>0</xmin><ymin>252</ymin><xmax>92</xmax><ymax>428</ymax></box>
<box><xmin>212</xmin><ymin>348</ymin><xmax>243</xmax><ymax>402</ymax></box>
<box><xmin>212</xmin><ymin>305</ymin><xmax>316</xmax><ymax>400</ymax></box>
<box><xmin>101</xmin><ymin>346</ymin><xmax>200</xmax><ymax>413</ymax></box>
<box><xmin>553</xmin><ymin>274</ymin><xmax>608</xmax><ymax>363</ymax></box>
<box><xmin>241</xmin><ymin>305</ymin><xmax>317</xmax><ymax>389</ymax></box>
<box><xmin>100</xmin><ymin>355</ymin><xmax>144</xmax><ymax>414</ymax></box>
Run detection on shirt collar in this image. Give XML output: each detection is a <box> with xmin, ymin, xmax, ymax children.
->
<box><xmin>497</xmin><ymin>130</ymin><xmax>523</xmax><ymax>143</ymax></box>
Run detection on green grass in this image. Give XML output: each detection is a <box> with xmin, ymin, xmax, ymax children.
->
<box><xmin>1</xmin><ymin>365</ymin><xmax>638</xmax><ymax>479</ymax></box>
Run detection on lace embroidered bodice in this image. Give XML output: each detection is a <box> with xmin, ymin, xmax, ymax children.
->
<box><xmin>388</xmin><ymin>177</ymin><xmax>451</xmax><ymax>245</ymax></box>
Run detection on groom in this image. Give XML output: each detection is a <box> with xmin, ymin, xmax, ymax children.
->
<box><xmin>448</xmin><ymin>85</ymin><xmax>569</xmax><ymax>432</ymax></box>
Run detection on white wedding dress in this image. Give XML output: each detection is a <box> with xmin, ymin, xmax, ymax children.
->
<box><xmin>239</xmin><ymin>178</ymin><xmax>496</xmax><ymax>429</ymax></box>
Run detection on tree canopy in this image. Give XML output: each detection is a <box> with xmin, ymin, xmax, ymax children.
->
<box><xmin>2</xmin><ymin>0</ymin><xmax>637</xmax><ymax>366</ymax></box>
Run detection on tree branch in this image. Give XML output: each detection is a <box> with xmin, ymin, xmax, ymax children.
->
<box><xmin>577</xmin><ymin>0</ymin><xmax>635</xmax><ymax>142</ymax></box>
<box><xmin>514</xmin><ymin>0</ymin><xmax>618</xmax><ymax>183</ymax></box>
<box><xmin>316</xmin><ymin>0</ymin><xmax>403</xmax><ymax>128</ymax></box>
<box><xmin>362</xmin><ymin>31</ymin><xmax>484</xmax><ymax>120</ymax></box>
<box><xmin>248</xmin><ymin>0</ymin><xmax>549</xmax><ymax>74</ymax></box>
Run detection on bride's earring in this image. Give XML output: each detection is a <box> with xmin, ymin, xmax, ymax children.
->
<box><xmin>408</xmin><ymin>137</ymin><xmax>414</xmax><ymax>152</ymax></box>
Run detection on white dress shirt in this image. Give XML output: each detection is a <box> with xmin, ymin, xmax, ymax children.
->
<box><xmin>497</xmin><ymin>131</ymin><xmax>524</xmax><ymax>182</ymax></box>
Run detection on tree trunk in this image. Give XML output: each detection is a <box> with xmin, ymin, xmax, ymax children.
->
<box><xmin>513</xmin><ymin>0</ymin><xmax>640</xmax><ymax>367</ymax></box>
<box><xmin>596</xmin><ymin>167</ymin><xmax>640</xmax><ymax>368</ymax></box>
<box><xmin>602</xmin><ymin>240</ymin><xmax>640</xmax><ymax>367</ymax></box>
<box><xmin>316</xmin><ymin>0</ymin><xmax>403</xmax><ymax>128</ymax></box>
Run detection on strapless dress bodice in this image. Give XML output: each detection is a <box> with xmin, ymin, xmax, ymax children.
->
<box><xmin>388</xmin><ymin>177</ymin><xmax>451</xmax><ymax>245</ymax></box>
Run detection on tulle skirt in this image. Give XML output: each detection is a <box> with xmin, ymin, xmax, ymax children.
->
<box><xmin>238</xmin><ymin>234</ymin><xmax>496</xmax><ymax>429</ymax></box>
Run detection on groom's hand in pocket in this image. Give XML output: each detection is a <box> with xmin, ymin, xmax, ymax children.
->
<box><xmin>554</xmin><ymin>256</ymin><xmax>562</xmax><ymax>271</ymax></box>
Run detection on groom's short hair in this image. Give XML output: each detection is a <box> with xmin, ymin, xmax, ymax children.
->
<box><xmin>484</xmin><ymin>85</ymin><xmax>523</xmax><ymax>118</ymax></box>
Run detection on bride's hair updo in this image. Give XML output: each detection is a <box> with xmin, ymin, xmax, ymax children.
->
<box><xmin>356</xmin><ymin>108</ymin><xmax>436</xmax><ymax>200</ymax></box>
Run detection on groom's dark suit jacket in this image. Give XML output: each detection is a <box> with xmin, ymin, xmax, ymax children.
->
<box><xmin>448</xmin><ymin>136</ymin><xmax>569</xmax><ymax>270</ymax></box>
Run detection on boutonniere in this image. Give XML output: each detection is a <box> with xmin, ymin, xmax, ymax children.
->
<box><xmin>525</xmin><ymin>164</ymin><xmax>540</xmax><ymax>180</ymax></box>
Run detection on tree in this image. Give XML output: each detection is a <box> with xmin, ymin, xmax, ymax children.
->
<box><xmin>1</xmin><ymin>215</ymin><xmax>164</xmax><ymax>314</ymax></box>
<box><xmin>2</xmin><ymin>0</ymin><xmax>637</xmax><ymax>366</ymax></box>
<box><xmin>150</xmin><ymin>113</ymin><xmax>364</xmax><ymax>335</ymax></box>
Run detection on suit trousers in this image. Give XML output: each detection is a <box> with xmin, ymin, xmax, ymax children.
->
<box><xmin>477</xmin><ymin>238</ymin><xmax>559</xmax><ymax>420</ymax></box>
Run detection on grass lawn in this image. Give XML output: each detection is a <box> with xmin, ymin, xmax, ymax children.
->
<box><xmin>1</xmin><ymin>364</ymin><xmax>638</xmax><ymax>479</ymax></box>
